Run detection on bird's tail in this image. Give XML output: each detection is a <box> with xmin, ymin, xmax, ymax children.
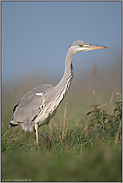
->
<box><xmin>9</xmin><ymin>120</ymin><xmax>34</xmax><ymax>132</ymax></box>
<box><xmin>9</xmin><ymin>120</ymin><xmax>19</xmax><ymax>128</ymax></box>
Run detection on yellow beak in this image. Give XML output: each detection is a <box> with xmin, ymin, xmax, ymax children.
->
<box><xmin>87</xmin><ymin>44</ymin><xmax>107</xmax><ymax>51</ymax></box>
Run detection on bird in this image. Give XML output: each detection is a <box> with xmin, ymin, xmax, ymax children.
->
<box><xmin>9</xmin><ymin>40</ymin><xmax>107</xmax><ymax>148</ymax></box>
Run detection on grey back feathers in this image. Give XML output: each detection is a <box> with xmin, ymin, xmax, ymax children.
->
<box><xmin>10</xmin><ymin>84</ymin><xmax>54</xmax><ymax>132</ymax></box>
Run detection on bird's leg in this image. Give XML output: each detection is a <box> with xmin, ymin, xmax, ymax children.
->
<box><xmin>38</xmin><ymin>133</ymin><xmax>51</xmax><ymax>149</ymax></box>
<box><xmin>34</xmin><ymin>125</ymin><xmax>51</xmax><ymax>149</ymax></box>
<box><xmin>35</xmin><ymin>123</ymin><xmax>40</xmax><ymax>149</ymax></box>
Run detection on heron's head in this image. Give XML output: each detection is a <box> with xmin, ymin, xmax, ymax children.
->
<box><xmin>69</xmin><ymin>40</ymin><xmax>107</xmax><ymax>55</ymax></box>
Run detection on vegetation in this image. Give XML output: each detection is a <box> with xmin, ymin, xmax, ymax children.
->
<box><xmin>1</xmin><ymin>73</ymin><xmax>122</xmax><ymax>182</ymax></box>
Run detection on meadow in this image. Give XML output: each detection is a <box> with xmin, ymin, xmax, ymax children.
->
<box><xmin>1</xmin><ymin>70</ymin><xmax>122</xmax><ymax>182</ymax></box>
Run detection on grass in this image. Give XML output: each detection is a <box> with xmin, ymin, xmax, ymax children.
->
<box><xmin>1</xmin><ymin>73</ymin><xmax>122</xmax><ymax>182</ymax></box>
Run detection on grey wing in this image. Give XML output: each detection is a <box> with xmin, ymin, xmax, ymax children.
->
<box><xmin>11</xmin><ymin>84</ymin><xmax>54</xmax><ymax>123</ymax></box>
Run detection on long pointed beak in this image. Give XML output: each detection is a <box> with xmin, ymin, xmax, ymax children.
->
<box><xmin>87</xmin><ymin>44</ymin><xmax>107</xmax><ymax>51</ymax></box>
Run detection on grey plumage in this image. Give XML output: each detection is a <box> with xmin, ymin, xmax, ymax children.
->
<box><xmin>10</xmin><ymin>84</ymin><xmax>54</xmax><ymax>130</ymax></box>
<box><xmin>9</xmin><ymin>40</ymin><xmax>107</xmax><ymax>148</ymax></box>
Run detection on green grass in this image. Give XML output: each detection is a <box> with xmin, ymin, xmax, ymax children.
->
<box><xmin>1</xmin><ymin>144</ymin><xmax>121</xmax><ymax>181</ymax></box>
<box><xmin>1</xmin><ymin>77</ymin><xmax>122</xmax><ymax>182</ymax></box>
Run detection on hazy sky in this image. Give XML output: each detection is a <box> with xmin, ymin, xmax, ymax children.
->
<box><xmin>2</xmin><ymin>1</ymin><xmax>121</xmax><ymax>87</ymax></box>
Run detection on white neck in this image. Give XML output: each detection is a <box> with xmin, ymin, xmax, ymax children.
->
<box><xmin>54</xmin><ymin>48</ymin><xmax>74</xmax><ymax>104</ymax></box>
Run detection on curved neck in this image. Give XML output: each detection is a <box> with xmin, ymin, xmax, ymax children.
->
<box><xmin>54</xmin><ymin>48</ymin><xmax>74</xmax><ymax>94</ymax></box>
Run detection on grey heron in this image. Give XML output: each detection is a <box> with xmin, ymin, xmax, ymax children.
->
<box><xmin>9</xmin><ymin>40</ymin><xmax>107</xmax><ymax>148</ymax></box>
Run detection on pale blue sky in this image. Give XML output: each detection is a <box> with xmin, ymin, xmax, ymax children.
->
<box><xmin>2</xmin><ymin>1</ymin><xmax>121</xmax><ymax>87</ymax></box>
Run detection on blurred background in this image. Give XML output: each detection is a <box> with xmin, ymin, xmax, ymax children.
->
<box><xmin>2</xmin><ymin>1</ymin><xmax>121</xmax><ymax>118</ymax></box>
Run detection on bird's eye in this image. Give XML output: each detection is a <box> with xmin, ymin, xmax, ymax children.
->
<box><xmin>79</xmin><ymin>44</ymin><xmax>83</xmax><ymax>47</ymax></box>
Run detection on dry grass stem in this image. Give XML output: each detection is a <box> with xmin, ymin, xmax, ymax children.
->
<box><xmin>17</xmin><ymin>128</ymin><xmax>23</xmax><ymax>135</ymax></box>
<box><xmin>63</xmin><ymin>102</ymin><xmax>67</xmax><ymax>136</ymax></box>
<box><xmin>89</xmin><ymin>92</ymin><xmax>92</xmax><ymax>108</ymax></box>
<box><xmin>89</xmin><ymin>90</ymin><xmax>99</xmax><ymax>108</ymax></box>
<box><xmin>115</xmin><ymin>92</ymin><xmax>121</xmax><ymax>97</ymax></box>
<box><xmin>86</xmin><ymin>103</ymin><xmax>107</xmax><ymax>114</ymax></box>
<box><xmin>115</xmin><ymin>92</ymin><xmax>122</xmax><ymax>102</ymax></box>
<box><xmin>49</xmin><ymin>120</ymin><xmax>52</xmax><ymax>136</ymax></box>
<box><xmin>92</xmin><ymin>90</ymin><xmax>99</xmax><ymax>104</ymax></box>
<box><xmin>116</xmin><ymin>72</ymin><xmax>121</xmax><ymax>82</ymax></box>
<box><xmin>11</xmin><ymin>137</ymin><xmax>18</xmax><ymax>141</ymax></box>
<box><xmin>115</xmin><ymin>117</ymin><xmax>122</xmax><ymax>144</ymax></box>
<box><xmin>108</xmin><ymin>72</ymin><xmax>121</xmax><ymax>114</ymax></box>
<box><xmin>96</xmin><ymin>103</ymin><xmax>108</xmax><ymax>110</ymax></box>
<box><xmin>52</xmin><ymin>119</ymin><xmax>60</xmax><ymax>132</ymax></box>
<box><xmin>58</xmin><ymin>107</ymin><xmax>62</xmax><ymax>131</ymax></box>
<box><xmin>108</xmin><ymin>87</ymin><xmax>115</xmax><ymax>114</ymax></box>
<box><xmin>84</xmin><ymin>112</ymin><xmax>88</xmax><ymax>137</ymax></box>
<box><xmin>2</xmin><ymin>130</ymin><xmax>10</xmax><ymax>137</ymax></box>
